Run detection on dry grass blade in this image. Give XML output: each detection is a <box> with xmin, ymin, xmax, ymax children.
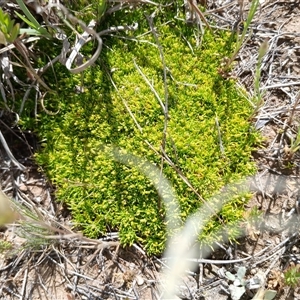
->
<box><xmin>12</xmin><ymin>36</ymin><xmax>51</xmax><ymax>91</ymax></box>
<box><xmin>0</xmin><ymin>191</ymin><xmax>20</xmax><ymax>225</ymax></box>
<box><xmin>0</xmin><ymin>132</ymin><xmax>26</xmax><ymax>171</ymax></box>
<box><xmin>186</xmin><ymin>0</ymin><xmax>213</xmax><ymax>33</ymax></box>
<box><xmin>2</xmin><ymin>1</ymin><xmax>300</xmax><ymax>299</ymax></box>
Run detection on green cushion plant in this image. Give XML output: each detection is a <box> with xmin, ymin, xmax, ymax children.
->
<box><xmin>18</xmin><ymin>1</ymin><xmax>260</xmax><ymax>255</ymax></box>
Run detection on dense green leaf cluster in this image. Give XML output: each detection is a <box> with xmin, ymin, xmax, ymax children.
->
<box><xmin>0</xmin><ymin>7</ymin><xmax>20</xmax><ymax>44</ymax></box>
<box><xmin>25</xmin><ymin>2</ymin><xmax>260</xmax><ymax>254</ymax></box>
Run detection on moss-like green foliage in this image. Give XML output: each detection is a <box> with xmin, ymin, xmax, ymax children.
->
<box><xmin>24</xmin><ymin>2</ymin><xmax>260</xmax><ymax>254</ymax></box>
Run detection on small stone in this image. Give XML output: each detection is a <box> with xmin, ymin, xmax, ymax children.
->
<box><xmin>250</xmin><ymin>268</ymin><xmax>257</xmax><ymax>275</ymax></box>
<box><xmin>136</xmin><ymin>275</ymin><xmax>144</xmax><ymax>286</ymax></box>
<box><xmin>19</xmin><ymin>184</ymin><xmax>28</xmax><ymax>192</ymax></box>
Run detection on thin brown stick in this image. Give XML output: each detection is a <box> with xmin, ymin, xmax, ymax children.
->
<box><xmin>187</xmin><ymin>0</ymin><xmax>213</xmax><ymax>33</ymax></box>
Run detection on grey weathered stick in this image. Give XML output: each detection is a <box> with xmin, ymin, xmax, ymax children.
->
<box><xmin>0</xmin><ymin>131</ymin><xmax>26</xmax><ymax>171</ymax></box>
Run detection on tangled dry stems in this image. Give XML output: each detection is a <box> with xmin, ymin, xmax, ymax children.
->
<box><xmin>1</xmin><ymin>0</ymin><xmax>300</xmax><ymax>299</ymax></box>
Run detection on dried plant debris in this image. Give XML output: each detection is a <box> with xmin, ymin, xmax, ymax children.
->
<box><xmin>1</xmin><ymin>1</ymin><xmax>300</xmax><ymax>300</ymax></box>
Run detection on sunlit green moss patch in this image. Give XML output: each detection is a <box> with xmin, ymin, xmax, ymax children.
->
<box><xmin>29</xmin><ymin>2</ymin><xmax>260</xmax><ymax>254</ymax></box>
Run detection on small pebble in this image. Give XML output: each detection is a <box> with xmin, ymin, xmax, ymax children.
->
<box><xmin>250</xmin><ymin>268</ymin><xmax>257</xmax><ymax>275</ymax></box>
<box><xmin>136</xmin><ymin>275</ymin><xmax>144</xmax><ymax>286</ymax></box>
